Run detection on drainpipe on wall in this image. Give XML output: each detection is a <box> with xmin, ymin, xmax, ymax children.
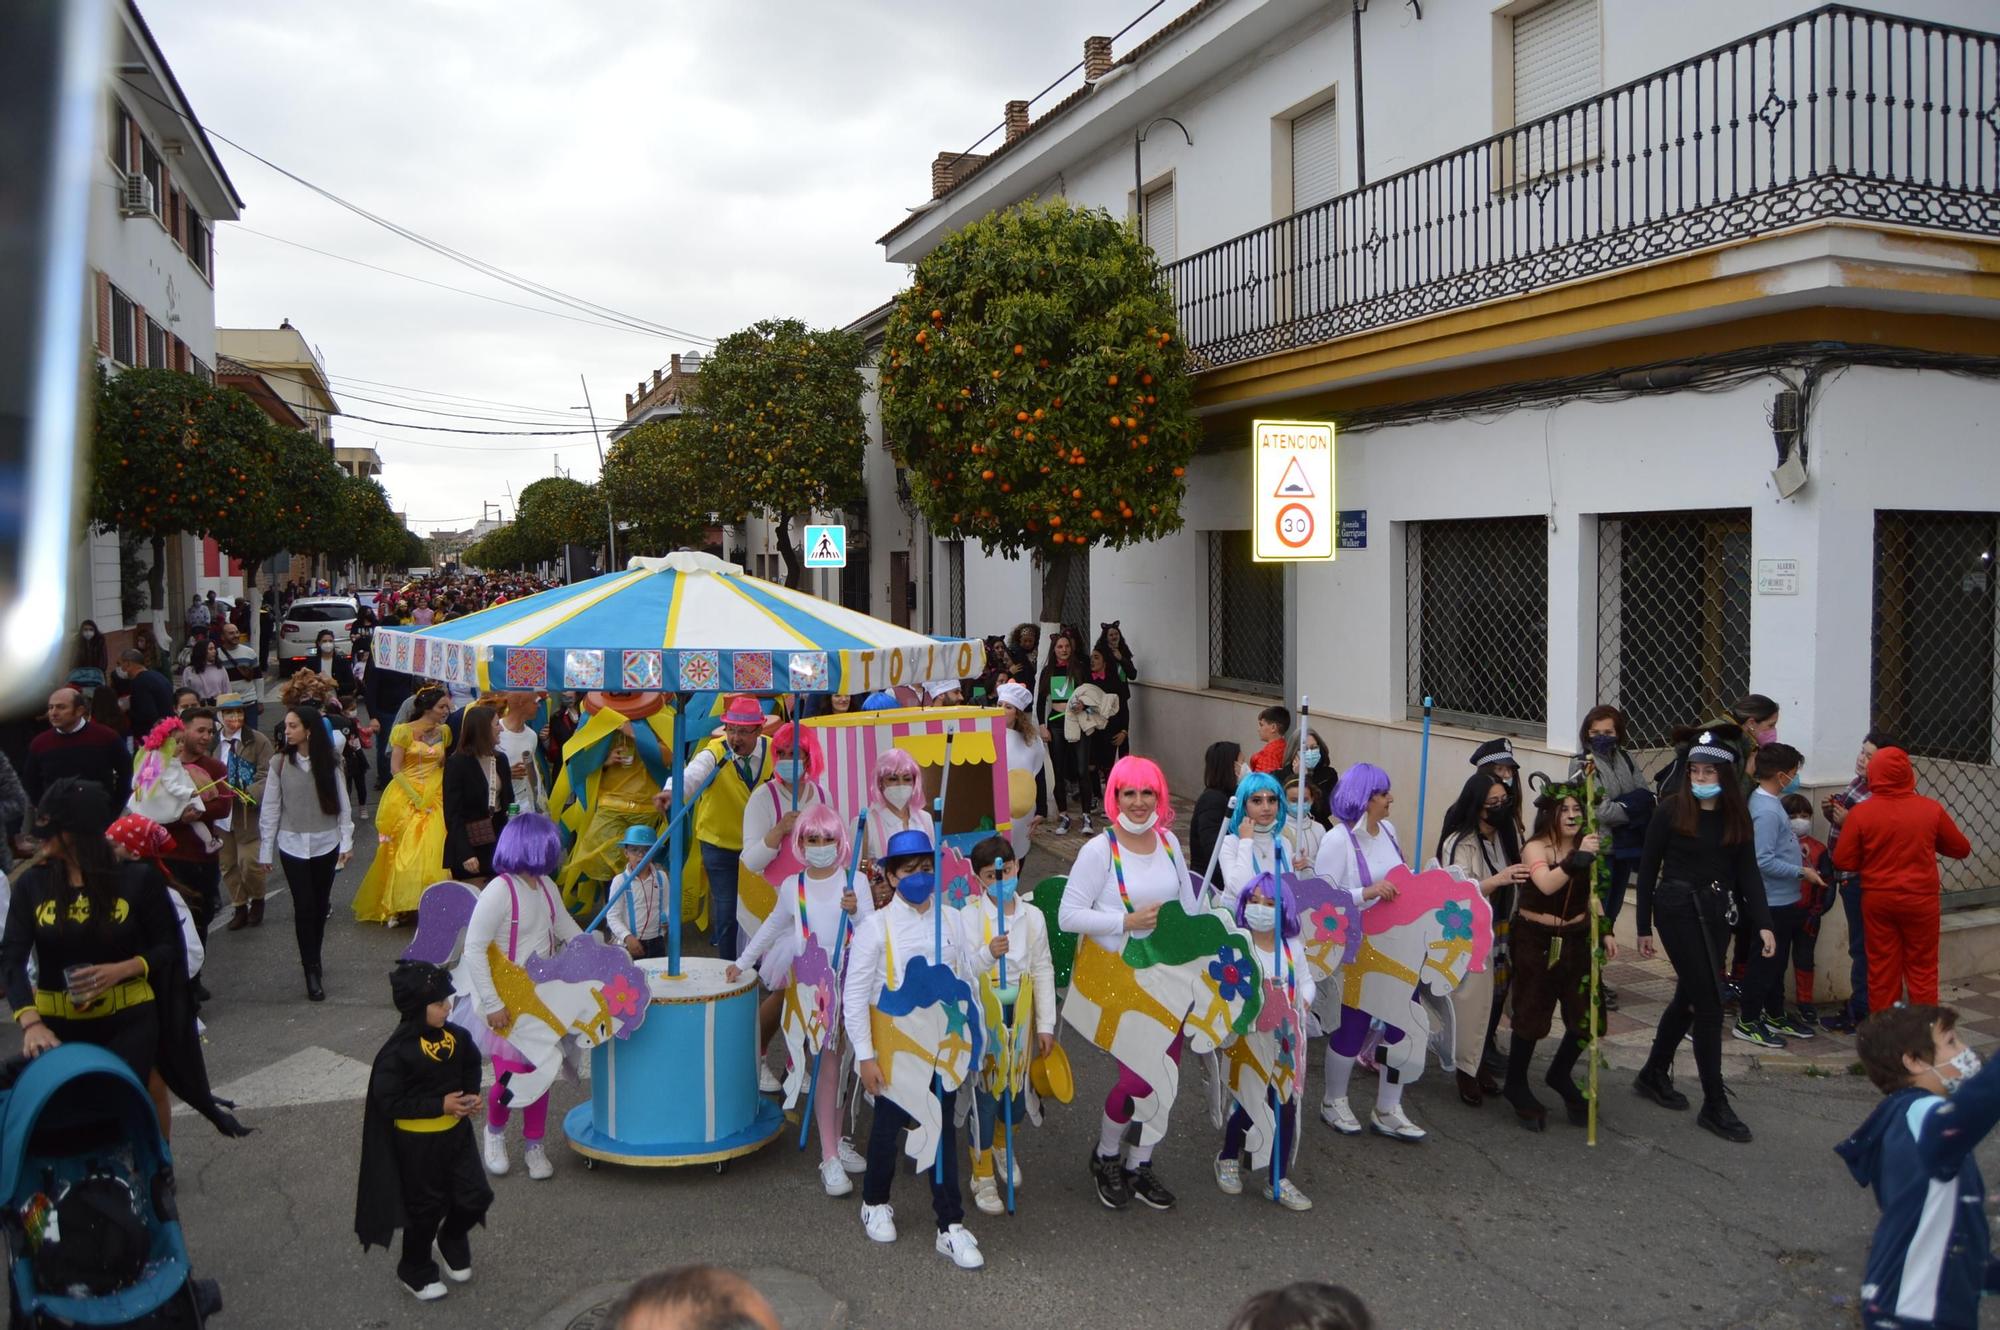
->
<box><xmin>1351</xmin><ymin>0</ymin><xmax>1368</xmax><ymax>187</ymax></box>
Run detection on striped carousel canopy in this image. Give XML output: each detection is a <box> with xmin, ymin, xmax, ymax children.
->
<box><xmin>373</xmin><ymin>551</ymin><xmax>986</xmax><ymax>695</ymax></box>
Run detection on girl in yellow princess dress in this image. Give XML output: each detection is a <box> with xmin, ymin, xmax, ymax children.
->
<box><xmin>354</xmin><ymin>686</ymin><xmax>453</xmax><ymax>925</ymax></box>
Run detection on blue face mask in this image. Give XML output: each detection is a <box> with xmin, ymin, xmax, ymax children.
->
<box><xmin>1302</xmin><ymin>748</ymin><xmax>1322</xmax><ymax>771</ymax></box>
<box><xmin>895</xmin><ymin>873</ymin><xmax>935</xmax><ymax>906</ymax></box>
<box><xmin>1589</xmin><ymin>734</ymin><xmax>1617</xmax><ymax>755</ymax></box>
<box><xmin>1690</xmin><ymin>781</ymin><xmax>1723</xmax><ymax>800</ymax></box>
<box><xmin>1781</xmin><ymin>774</ymin><xmax>1803</xmax><ymax>796</ymax></box>
<box><xmin>989</xmin><ymin>876</ymin><xmax>1018</xmax><ymax>903</ymax></box>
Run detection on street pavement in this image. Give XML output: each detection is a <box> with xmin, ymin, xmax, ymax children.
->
<box><xmin>7</xmin><ymin>815</ymin><xmax>1981</xmax><ymax>1330</ymax></box>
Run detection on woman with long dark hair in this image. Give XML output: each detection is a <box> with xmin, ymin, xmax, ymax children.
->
<box><xmin>257</xmin><ymin>704</ymin><xmax>353</xmax><ymax>1001</ymax></box>
<box><xmin>1282</xmin><ymin>727</ymin><xmax>1336</xmax><ymax>827</ymax></box>
<box><xmin>1632</xmin><ymin>732</ymin><xmax>1773</xmax><ymax>1143</ymax></box>
<box><xmin>179</xmin><ymin>638</ymin><xmax>230</xmax><ymax>703</ymax></box>
<box><xmin>1435</xmin><ymin>769</ymin><xmax>1530</xmax><ymax>1108</ymax></box>
<box><xmin>1035</xmin><ymin>627</ymin><xmax>1087</xmax><ymax>834</ymax></box>
<box><xmin>444</xmin><ymin>704</ymin><xmax>514</xmax><ymax>885</ymax></box>
<box><xmin>1092</xmin><ymin>623</ymin><xmax>1138</xmax><ymax>758</ymax></box>
<box><xmin>1188</xmin><ymin>741</ymin><xmax>1241</xmax><ymax>877</ymax></box>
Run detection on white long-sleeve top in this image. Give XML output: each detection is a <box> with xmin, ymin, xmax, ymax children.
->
<box><xmin>459</xmin><ymin>873</ymin><xmax>581</xmax><ymax>1014</ymax></box>
<box><xmin>604</xmin><ymin>865</ymin><xmax>667</xmax><ymax>943</ymax></box>
<box><xmin>1219</xmin><ymin>828</ymin><xmax>1288</xmax><ymax>908</ymax></box>
<box><xmin>256</xmin><ymin>752</ymin><xmax>354</xmax><ymax>865</ymax></box>
<box><xmin>842</xmin><ymin>897</ymin><xmax>975</xmax><ymax>1063</ymax></box>
<box><xmin>961</xmin><ymin>895</ymin><xmax>1058</xmax><ymax>1036</ymax></box>
<box><xmin>1313</xmin><ymin>819</ymin><xmax>1404</xmax><ymax>908</ymax></box>
<box><xmin>738</xmin><ymin>866</ymin><xmax>875</xmax><ymax>981</ymax></box>
<box><xmin>863</xmin><ymin>803</ymin><xmax>933</xmax><ymax>865</ymax></box>
<box><xmin>738</xmin><ymin>777</ymin><xmax>827</xmax><ymax>876</ymax></box>
<box><xmin>1058</xmin><ymin>829</ymin><xmax>1194</xmax><ymax>947</ymax></box>
<box><xmin>173</xmin><ymin>890</ymin><xmax>203</xmax><ymax>979</ymax></box>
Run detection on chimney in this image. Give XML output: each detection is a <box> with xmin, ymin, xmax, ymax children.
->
<box><xmin>931</xmin><ymin>150</ymin><xmax>990</xmax><ymax>198</ymax></box>
<box><xmin>1084</xmin><ymin>35</ymin><xmax>1113</xmax><ymax>81</ymax></box>
<box><xmin>652</xmin><ymin>368</ymin><xmax>662</xmax><ymax>388</ymax></box>
<box><xmin>624</xmin><ymin>392</ymin><xmax>634</xmax><ymax>413</ymax></box>
<box><xmin>670</xmin><ymin>353</ymin><xmax>681</xmax><ymax>376</ymax></box>
<box><xmin>1005</xmin><ymin>99</ymin><xmax>1030</xmax><ymax>144</ymax></box>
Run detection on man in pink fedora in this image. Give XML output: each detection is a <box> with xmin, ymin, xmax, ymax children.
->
<box><xmin>666</xmin><ymin>694</ymin><xmax>775</xmax><ymax>958</ymax></box>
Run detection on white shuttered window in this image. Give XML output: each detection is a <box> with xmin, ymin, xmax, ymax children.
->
<box><xmin>1512</xmin><ymin>0</ymin><xmax>1600</xmax><ymax>174</ymax></box>
<box><xmin>1143</xmin><ymin>181</ymin><xmax>1176</xmax><ymax>262</ymax></box>
<box><xmin>1290</xmin><ymin>99</ymin><xmax>1340</xmax><ymax>213</ymax></box>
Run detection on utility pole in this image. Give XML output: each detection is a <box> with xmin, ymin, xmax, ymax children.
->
<box><xmin>578</xmin><ymin>375</ymin><xmax>617</xmax><ymax>570</ymax></box>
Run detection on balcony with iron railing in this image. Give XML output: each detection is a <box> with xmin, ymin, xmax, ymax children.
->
<box><xmin>1165</xmin><ymin>5</ymin><xmax>2000</xmax><ymax>374</ymax></box>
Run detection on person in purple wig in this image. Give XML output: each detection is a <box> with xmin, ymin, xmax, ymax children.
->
<box><xmin>457</xmin><ymin>812</ymin><xmax>580</xmax><ymax>1181</ymax></box>
<box><xmin>1311</xmin><ymin>763</ymin><xmax>1427</xmax><ymax>1143</ymax></box>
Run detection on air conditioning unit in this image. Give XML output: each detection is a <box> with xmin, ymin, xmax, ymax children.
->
<box><xmin>120</xmin><ymin>172</ymin><xmax>154</xmax><ymax>217</ymax></box>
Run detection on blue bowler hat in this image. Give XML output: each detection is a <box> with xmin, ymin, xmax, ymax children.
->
<box><xmin>622</xmin><ymin>825</ymin><xmax>658</xmax><ymax>849</ymax></box>
<box><xmin>881</xmin><ymin>828</ymin><xmax>934</xmax><ymax>860</ymax></box>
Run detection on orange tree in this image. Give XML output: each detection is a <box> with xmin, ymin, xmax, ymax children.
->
<box><xmin>878</xmin><ymin>198</ymin><xmax>1197</xmax><ymax>619</ymax></box>
<box><xmin>600</xmin><ymin>417</ymin><xmax>718</xmax><ymax>556</ymax></box>
<box><xmin>686</xmin><ymin>318</ymin><xmax>866</xmax><ymax>587</ymax></box>
<box><xmin>90</xmin><ymin>367</ymin><xmax>265</xmax><ymax>621</ymax></box>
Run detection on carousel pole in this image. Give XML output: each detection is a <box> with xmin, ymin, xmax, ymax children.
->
<box><xmin>1411</xmin><ymin>695</ymin><xmax>1434</xmax><ymax>869</ymax></box>
<box><xmin>666</xmin><ymin>693</ymin><xmax>688</xmax><ymax>977</ymax></box>
<box><xmin>931</xmin><ymin>720</ymin><xmax>957</xmax><ymax>1185</ymax></box>
<box><xmin>789</xmin><ymin>693</ymin><xmax>803</xmax><ymax>813</ymax></box>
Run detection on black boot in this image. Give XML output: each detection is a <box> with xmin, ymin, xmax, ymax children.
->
<box><xmin>1698</xmin><ymin>1094</ymin><xmax>1752</xmax><ymax>1143</ymax></box>
<box><xmin>1502</xmin><ymin>1038</ymin><xmax>1546</xmax><ymax>1131</ymax></box>
<box><xmin>305</xmin><ymin>967</ymin><xmax>325</xmax><ymax>1002</ymax></box>
<box><xmin>1633</xmin><ymin>1065</ymin><xmax>1690</xmax><ymax>1110</ymax></box>
<box><xmin>1544</xmin><ymin>1032</ymin><xmax>1590</xmax><ymax>1127</ymax></box>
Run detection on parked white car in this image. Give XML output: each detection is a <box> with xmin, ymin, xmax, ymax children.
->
<box><xmin>277</xmin><ymin>596</ymin><xmax>360</xmax><ymax>667</ymax></box>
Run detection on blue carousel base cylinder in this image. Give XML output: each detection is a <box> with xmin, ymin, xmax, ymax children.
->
<box><xmin>564</xmin><ymin>957</ymin><xmax>784</xmax><ymax>1167</ymax></box>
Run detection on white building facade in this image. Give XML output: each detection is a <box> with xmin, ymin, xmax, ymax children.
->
<box><xmin>83</xmin><ymin>0</ymin><xmax>244</xmax><ymax>642</ymax></box>
<box><xmin>878</xmin><ymin>0</ymin><xmax>2000</xmax><ymax>972</ymax></box>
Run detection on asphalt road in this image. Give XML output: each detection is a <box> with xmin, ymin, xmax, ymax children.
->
<box><xmin>9</xmin><ymin>829</ymin><xmax>1972</xmax><ymax>1330</ymax></box>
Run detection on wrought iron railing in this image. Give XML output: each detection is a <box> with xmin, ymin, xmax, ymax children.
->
<box><xmin>1166</xmin><ymin>5</ymin><xmax>2000</xmax><ymax>371</ymax></box>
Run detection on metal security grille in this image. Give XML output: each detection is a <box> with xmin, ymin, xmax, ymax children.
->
<box><xmin>1596</xmin><ymin>511</ymin><xmax>1752</xmax><ymax>748</ymax></box>
<box><xmin>1208</xmin><ymin>531</ymin><xmax>1283</xmax><ymax>695</ymax></box>
<box><xmin>1873</xmin><ymin>510</ymin><xmax>2000</xmax><ymax>903</ymax></box>
<box><xmin>1407</xmin><ymin>517</ymin><xmax>1548</xmax><ymax>735</ymax></box>
<box><xmin>944</xmin><ymin>540</ymin><xmax>966</xmax><ymax>637</ymax></box>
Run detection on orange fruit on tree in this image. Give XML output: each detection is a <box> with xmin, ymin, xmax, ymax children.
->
<box><xmin>1141</xmin><ymin>373</ymin><xmax>1154</xmax><ymax>385</ymax></box>
<box><xmin>1013</xmin><ymin>344</ymin><xmax>1024</xmax><ymax>356</ymax></box>
<box><xmin>1050</xmin><ymin>515</ymin><xmax>1062</xmax><ymax>527</ymax></box>
<box><xmin>931</xmin><ymin>308</ymin><xmax>943</xmax><ymax>320</ymax></box>
<box><xmin>1016</xmin><ymin>411</ymin><xmax>1029</xmax><ymax>422</ymax></box>
<box><xmin>1107</xmin><ymin>374</ymin><xmax>1119</xmax><ymax>386</ymax></box>
<box><xmin>980</xmin><ymin>469</ymin><xmax>994</xmax><ymax>480</ymax></box>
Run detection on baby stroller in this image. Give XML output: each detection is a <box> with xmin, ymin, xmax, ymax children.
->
<box><xmin>0</xmin><ymin>1046</ymin><xmax>220</xmax><ymax>1327</ymax></box>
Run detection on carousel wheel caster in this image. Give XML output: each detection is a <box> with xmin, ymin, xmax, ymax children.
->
<box><xmin>583</xmin><ymin>1157</ymin><xmax>597</xmax><ymax>1171</ymax></box>
<box><xmin>713</xmin><ymin>1160</ymin><xmax>729</xmax><ymax>1175</ymax></box>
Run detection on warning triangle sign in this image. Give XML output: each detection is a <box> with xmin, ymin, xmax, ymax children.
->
<box><xmin>1272</xmin><ymin>455</ymin><xmax>1314</xmax><ymax>499</ymax></box>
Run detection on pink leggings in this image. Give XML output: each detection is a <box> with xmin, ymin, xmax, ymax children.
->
<box><xmin>810</xmin><ymin>1040</ymin><xmax>842</xmax><ymax>1162</ymax></box>
<box><xmin>486</xmin><ymin>1053</ymin><xmax>549</xmax><ymax>1142</ymax></box>
<box><xmin>1105</xmin><ymin>1033</ymin><xmax>1184</xmax><ymax>1124</ymax></box>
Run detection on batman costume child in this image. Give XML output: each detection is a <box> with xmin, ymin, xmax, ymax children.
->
<box><xmin>354</xmin><ymin>961</ymin><xmax>492</xmax><ymax>1301</ymax></box>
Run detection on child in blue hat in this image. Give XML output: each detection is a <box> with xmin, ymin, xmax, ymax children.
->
<box><xmin>606</xmin><ymin>825</ymin><xmax>666</xmax><ymax>960</ymax></box>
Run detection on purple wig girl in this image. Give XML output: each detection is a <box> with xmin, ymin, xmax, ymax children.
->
<box><xmin>492</xmin><ymin>811</ymin><xmax>565</xmax><ymax>879</ymax></box>
<box><xmin>1233</xmin><ymin>870</ymin><xmax>1301</xmax><ymax>940</ymax></box>
<box><xmin>1328</xmin><ymin>762</ymin><xmax>1391</xmax><ymax>828</ymax></box>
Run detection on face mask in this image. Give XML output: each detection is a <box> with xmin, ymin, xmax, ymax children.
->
<box><xmin>1234</xmin><ymin>761</ymin><xmax>1249</xmax><ymax>782</ymax></box>
<box><xmin>1690</xmin><ymin>782</ymin><xmax>1723</xmax><ymax>800</ymax></box>
<box><xmin>1589</xmin><ymin>734</ymin><xmax>1617</xmax><ymax>755</ymax></box>
<box><xmin>1788</xmin><ymin>817</ymin><xmax>1812</xmax><ymax>836</ymax></box>
<box><xmin>1244</xmin><ymin>903</ymin><xmax>1277</xmax><ymax>933</ymax></box>
<box><xmin>895</xmin><ymin>874</ymin><xmax>934</xmax><ymax>906</ymax></box>
<box><xmin>1499</xmin><ymin>774</ymin><xmax>1515</xmax><ymax>788</ymax></box>
<box><xmin>1936</xmin><ymin>1047</ymin><xmax>1984</xmax><ymax>1093</ymax></box>
<box><xmin>1757</xmin><ymin>726</ymin><xmax>1778</xmax><ymax>744</ymax></box>
<box><xmin>319</xmin><ymin>644</ymin><xmax>334</xmax><ymax>656</ymax></box>
<box><xmin>1781</xmin><ymin>775</ymin><xmax>1802</xmax><ymax>796</ymax></box>
<box><xmin>1250</xmin><ymin>816</ymin><xmax>1275</xmax><ymax>835</ymax></box>
<box><xmin>802</xmin><ymin>842</ymin><xmax>840</xmax><ymax>870</ymax></box>
<box><xmin>882</xmin><ymin>784</ymin><xmax>913</xmax><ymax>810</ymax></box>
<box><xmin>1302</xmin><ymin>748</ymin><xmax>1322</xmax><ymax>771</ymax></box>
<box><xmin>81</xmin><ymin>629</ymin><xmax>96</xmax><ymax>640</ymax></box>
<box><xmin>990</xmin><ymin>876</ymin><xmax>1018</xmax><ymax>903</ymax></box>
<box><xmin>1117</xmin><ymin>812</ymin><xmax>1157</xmax><ymax>835</ymax></box>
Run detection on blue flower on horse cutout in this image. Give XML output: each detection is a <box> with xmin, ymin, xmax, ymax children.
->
<box><xmin>1208</xmin><ymin>942</ymin><xmax>1255</xmax><ymax>1004</ymax></box>
<box><xmin>1435</xmin><ymin>899</ymin><xmax>1474</xmax><ymax>942</ymax></box>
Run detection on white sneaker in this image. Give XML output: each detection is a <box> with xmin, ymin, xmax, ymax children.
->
<box><xmin>820</xmin><ymin>1157</ymin><xmax>853</xmax><ymax>1196</ymax></box>
<box><xmin>758</xmin><ymin>1062</ymin><xmax>782</xmax><ymax>1094</ymax></box>
<box><xmin>1213</xmin><ymin>1155</ymin><xmax>1242</xmax><ymax>1195</ymax></box>
<box><xmin>1319</xmin><ymin>1098</ymin><xmax>1362</xmax><ymax>1135</ymax></box>
<box><xmin>1080</xmin><ymin>814</ymin><xmax>1094</xmax><ymax>834</ymax></box>
<box><xmin>860</xmin><ymin>1202</ymin><xmax>897</xmax><ymax>1243</ymax></box>
<box><xmin>481</xmin><ymin>1129</ymin><xmax>510</xmax><ymax>1176</ymax></box>
<box><xmin>434</xmin><ymin>1242</ymin><xmax>471</xmax><ymax>1283</ymax></box>
<box><xmin>972</xmin><ymin>1172</ymin><xmax>1004</xmax><ymax>1215</ymax></box>
<box><xmin>1273</xmin><ymin>1177</ymin><xmax>1313</xmax><ymax>1211</ymax></box>
<box><xmin>1370</xmin><ymin>1105</ymin><xmax>1427</xmax><ymax>1142</ymax></box>
<box><xmin>837</xmin><ymin>1137</ymin><xmax>867</xmax><ymax>1174</ymax></box>
<box><xmin>523</xmin><ymin>1143</ymin><xmax>554</xmax><ymax>1179</ymax></box>
<box><xmin>1055</xmin><ymin>815</ymin><xmax>1072</xmax><ymax>835</ymax></box>
<box><xmin>402</xmin><ymin>1277</ymin><xmax>447</xmax><ymax>1302</ymax></box>
<box><xmin>1008</xmin><ymin>1154</ymin><xmax>1022</xmax><ymax>1187</ymax></box>
<box><xmin>935</xmin><ymin>1223</ymin><xmax>985</xmax><ymax>1270</ymax></box>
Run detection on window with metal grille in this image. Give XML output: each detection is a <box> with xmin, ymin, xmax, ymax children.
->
<box><xmin>1873</xmin><ymin>510</ymin><xmax>2000</xmax><ymax>903</ymax></box>
<box><xmin>1406</xmin><ymin>516</ymin><xmax>1548</xmax><ymax>734</ymax></box>
<box><xmin>109</xmin><ymin>287</ymin><xmax>134</xmax><ymax>365</ymax></box>
<box><xmin>1208</xmin><ymin>531</ymin><xmax>1283</xmax><ymax>695</ymax></box>
<box><xmin>1595</xmin><ymin>510</ymin><xmax>1751</xmax><ymax>748</ymax></box>
<box><xmin>944</xmin><ymin>540</ymin><xmax>966</xmax><ymax>637</ymax></box>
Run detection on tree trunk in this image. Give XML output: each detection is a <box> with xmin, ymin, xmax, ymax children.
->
<box><xmin>774</xmin><ymin>516</ymin><xmax>803</xmax><ymax>589</ymax></box>
<box><xmin>146</xmin><ymin>535</ymin><xmax>172</xmax><ymax>655</ymax></box>
<box><xmin>1038</xmin><ymin>545</ymin><xmax>1074</xmax><ymax>627</ymax></box>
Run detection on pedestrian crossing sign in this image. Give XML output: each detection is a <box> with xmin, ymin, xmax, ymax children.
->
<box><xmin>803</xmin><ymin>524</ymin><xmax>847</xmax><ymax>568</ymax></box>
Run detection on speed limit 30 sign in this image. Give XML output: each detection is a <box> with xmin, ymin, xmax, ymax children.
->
<box><xmin>1253</xmin><ymin>420</ymin><xmax>1335</xmax><ymax>561</ymax></box>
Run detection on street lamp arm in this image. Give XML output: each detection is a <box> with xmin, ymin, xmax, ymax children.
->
<box><xmin>1133</xmin><ymin>117</ymin><xmax>1193</xmax><ymax>249</ymax></box>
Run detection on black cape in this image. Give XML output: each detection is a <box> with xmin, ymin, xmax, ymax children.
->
<box><xmin>145</xmin><ymin>864</ymin><xmax>251</xmax><ymax>1138</ymax></box>
<box><xmin>354</xmin><ymin>1017</ymin><xmax>484</xmax><ymax>1251</ymax></box>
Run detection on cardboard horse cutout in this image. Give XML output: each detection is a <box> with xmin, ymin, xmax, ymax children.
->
<box><xmin>1334</xmin><ymin>864</ymin><xmax>1492</xmax><ymax>1084</ymax></box>
<box><xmin>1062</xmin><ymin>901</ymin><xmax>1265</xmax><ymax>1148</ymax></box>
<box><xmin>869</xmin><ymin>953</ymin><xmax>983</xmax><ymax>1171</ymax></box>
<box><xmin>778</xmin><ymin>931</ymin><xmax>838</xmax><ymax>1109</ymax></box>
<box><xmin>403</xmin><ymin>880</ymin><xmax>652</xmax><ymax>1107</ymax></box>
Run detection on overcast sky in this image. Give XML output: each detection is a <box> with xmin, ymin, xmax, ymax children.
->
<box><xmin>139</xmin><ymin>1</ymin><xmax>1178</xmax><ymax>539</ymax></box>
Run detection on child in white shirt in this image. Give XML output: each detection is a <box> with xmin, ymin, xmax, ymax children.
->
<box><xmin>963</xmin><ymin>836</ymin><xmax>1057</xmax><ymax>1215</ymax></box>
<box><xmin>604</xmin><ymin>825</ymin><xmax>667</xmax><ymax>961</ymax></box>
